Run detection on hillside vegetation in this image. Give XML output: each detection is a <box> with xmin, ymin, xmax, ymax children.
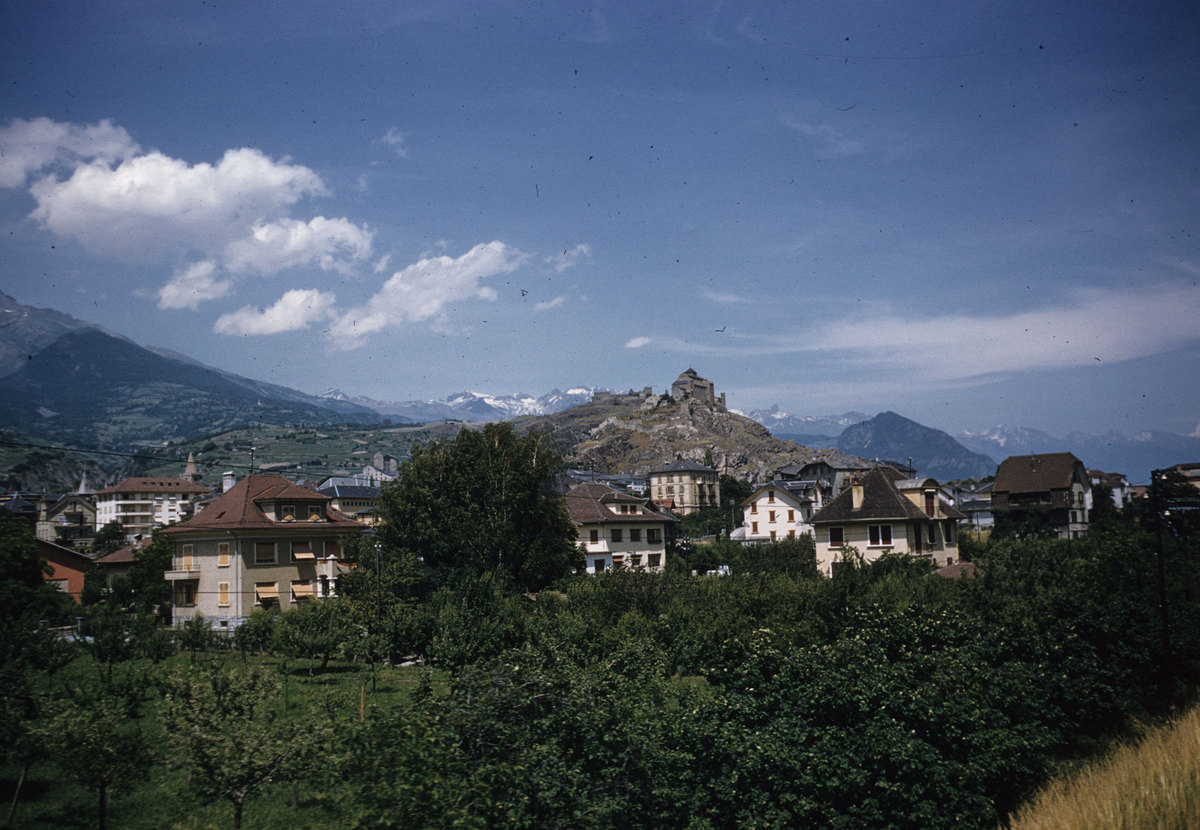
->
<box><xmin>1008</xmin><ymin>704</ymin><xmax>1200</xmax><ymax>830</ymax></box>
<box><xmin>513</xmin><ymin>394</ymin><xmax>832</xmax><ymax>480</ymax></box>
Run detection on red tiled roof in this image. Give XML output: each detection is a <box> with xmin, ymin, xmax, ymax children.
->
<box><xmin>565</xmin><ymin>482</ymin><xmax>676</xmax><ymax>525</ymax></box>
<box><xmin>163</xmin><ymin>473</ymin><xmax>361</xmax><ymax>534</ymax></box>
<box><xmin>96</xmin><ymin>477</ymin><xmax>211</xmax><ymax>495</ymax></box>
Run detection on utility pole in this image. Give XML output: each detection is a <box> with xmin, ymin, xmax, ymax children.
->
<box><xmin>1151</xmin><ymin>469</ymin><xmax>1174</xmax><ymax>696</ymax></box>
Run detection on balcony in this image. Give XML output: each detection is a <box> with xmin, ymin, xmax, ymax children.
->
<box><xmin>164</xmin><ymin>569</ymin><xmax>200</xmax><ymax>581</ymax></box>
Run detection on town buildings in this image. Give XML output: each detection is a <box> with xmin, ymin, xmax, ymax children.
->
<box><xmin>648</xmin><ymin>459</ymin><xmax>720</xmax><ymax>516</ymax></box>
<box><xmin>809</xmin><ymin>466</ymin><xmax>964</xmax><ymax>576</ymax></box>
<box><xmin>737</xmin><ymin>479</ymin><xmax>823</xmax><ymax>542</ymax></box>
<box><xmin>162</xmin><ymin>473</ymin><xmax>365</xmax><ymax>630</ymax></box>
<box><xmin>95</xmin><ymin>476</ymin><xmax>211</xmax><ymax>540</ymax></box>
<box><xmin>565</xmin><ymin>482</ymin><xmax>675</xmax><ymax>573</ymax></box>
<box><xmin>992</xmin><ymin>452</ymin><xmax>1091</xmax><ymax>539</ymax></box>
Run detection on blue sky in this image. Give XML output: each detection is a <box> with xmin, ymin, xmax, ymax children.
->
<box><xmin>2</xmin><ymin>1</ymin><xmax>1198</xmax><ymax>437</ymax></box>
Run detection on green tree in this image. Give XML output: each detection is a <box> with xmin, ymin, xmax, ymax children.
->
<box><xmin>376</xmin><ymin>423</ymin><xmax>582</xmax><ymax>591</ymax></box>
<box><xmin>34</xmin><ymin>670</ymin><xmax>154</xmax><ymax>830</ymax></box>
<box><xmin>90</xmin><ymin>520</ymin><xmax>127</xmax><ymax>557</ymax></box>
<box><xmin>272</xmin><ymin>597</ymin><xmax>355</xmax><ymax>674</ymax></box>
<box><xmin>162</xmin><ymin>666</ymin><xmax>323</xmax><ymax>830</ymax></box>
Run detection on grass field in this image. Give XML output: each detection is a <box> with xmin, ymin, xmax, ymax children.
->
<box><xmin>4</xmin><ymin>652</ymin><xmax>434</xmax><ymax>830</ymax></box>
<box><xmin>1007</xmin><ymin>703</ymin><xmax>1200</xmax><ymax>830</ymax></box>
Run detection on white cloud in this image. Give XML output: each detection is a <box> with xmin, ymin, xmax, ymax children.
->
<box><xmin>29</xmin><ymin>146</ymin><xmax>326</xmax><ymax>260</ymax></box>
<box><xmin>546</xmin><ymin>243</ymin><xmax>591</xmax><ymax>273</ymax></box>
<box><xmin>0</xmin><ymin>117</ymin><xmax>139</xmax><ymax>188</ymax></box>
<box><xmin>625</xmin><ymin>336</ymin><xmax>651</xmax><ymax>348</ymax></box>
<box><xmin>783</xmin><ymin>119</ymin><xmax>868</xmax><ymax>157</ymax></box>
<box><xmin>157</xmin><ymin>261</ymin><xmax>232</xmax><ymax>310</ymax></box>
<box><xmin>213</xmin><ymin>288</ymin><xmax>336</xmax><ymax>335</ymax></box>
<box><xmin>224</xmin><ymin>216</ymin><xmax>373</xmax><ymax>275</ymax></box>
<box><xmin>379</xmin><ymin>127</ymin><xmax>409</xmax><ymax>158</ymax></box>
<box><xmin>534</xmin><ymin>295</ymin><xmax>566</xmax><ymax>311</ymax></box>
<box><xmin>701</xmin><ymin>288</ymin><xmax>750</xmax><ymax>304</ymax></box>
<box><xmin>327</xmin><ymin>241</ymin><xmax>526</xmax><ymax>348</ymax></box>
<box><xmin>647</xmin><ymin>283</ymin><xmax>1200</xmax><ymax>381</ymax></box>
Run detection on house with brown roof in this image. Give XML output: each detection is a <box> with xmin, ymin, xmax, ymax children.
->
<box><xmin>565</xmin><ymin>482</ymin><xmax>676</xmax><ymax>573</ymax></box>
<box><xmin>95</xmin><ymin>476</ymin><xmax>212</xmax><ymax>540</ymax></box>
<box><xmin>992</xmin><ymin>452</ymin><xmax>1090</xmax><ymax>539</ymax></box>
<box><xmin>161</xmin><ymin>473</ymin><xmax>365</xmax><ymax>631</ymax></box>
<box><xmin>809</xmin><ymin>466</ymin><xmax>964</xmax><ymax>576</ymax></box>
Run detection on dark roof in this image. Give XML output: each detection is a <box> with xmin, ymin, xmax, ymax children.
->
<box><xmin>740</xmin><ymin>480</ymin><xmax>818</xmax><ymax>508</ymax></box>
<box><xmin>650</xmin><ymin>459</ymin><xmax>716</xmax><ymax>474</ymax></box>
<box><xmin>810</xmin><ymin>466</ymin><xmax>964</xmax><ymax>524</ymax></box>
<box><xmin>931</xmin><ymin>561</ymin><xmax>977</xmax><ymax>579</ymax></box>
<box><xmin>565</xmin><ymin>482</ymin><xmax>676</xmax><ymax>525</ymax></box>
<box><xmin>163</xmin><ymin>473</ymin><xmax>362</xmax><ymax>535</ymax></box>
<box><xmin>993</xmin><ymin>453</ymin><xmax>1086</xmax><ymax>494</ymax></box>
<box><xmin>318</xmin><ymin>484</ymin><xmax>381</xmax><ymax>499</ymax></box>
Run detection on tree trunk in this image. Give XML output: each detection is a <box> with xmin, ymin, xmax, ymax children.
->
<box><xmin>5</xmin><ymin>762</ymin><xmax>28</xmax><ymax>828</ymax></box>
<box><xmin>291</xmin><ymin>780</ymin><xmax>299</xmax><ymax>809</ymax></box>
<box><xmin>233</xmin><ymin>797</ymin><xmax>243</xmax><ymax>830</ymax></box>
<box><xmin>98</xmin><ymin>784</ymin><xmax>107</xmax><ymax>830</ymax></box>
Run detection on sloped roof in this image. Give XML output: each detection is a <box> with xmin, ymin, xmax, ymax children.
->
<box><xmin>650</xmin><ymin>459</ymin><xmax>716</xmax><ymax>474</ymax></box>
<box><xmin>96</xmin><ymin>477</ymin><xmax>211</xmax><ymax>496</ymax></box>
<box><xmin>810</xmin><ymin>466</ymin><xmax>963</xmax><ymax>524</ymax></box>
<box><xmin>565</xmin><ymin>482</ymin><xmax>676</xmax><ymax>525</ymax></box>
<box><xmin>740</xmin><ymin>480</ymin><xmax>817</xmax><ymax>508</ymax></box>
<box><xmin>993</xmin><ymin>453</ymin><xmax>1085</xmax><ymax>494</ymax></box>
<box><xmin>163</xmin><ymin>473</ymin><xmax>361</xmax><ymax>535</ymax></box>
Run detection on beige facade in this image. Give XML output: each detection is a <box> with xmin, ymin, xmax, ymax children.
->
<box><xmin>648</xmin><ymin>459</ymin><xmax>720</xmax><ymax>516</ymax></box>
<box><xmin>810</xmin><ymin>467</ymin><xmax>963</xmax><ymax>576</ymax></box>
<box><xmin>163</xmin><ymin>474</ymin><xmax>364</xmax><ymax>630</ymax></box>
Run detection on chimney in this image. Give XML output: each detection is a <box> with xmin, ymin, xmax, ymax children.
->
<box><xmin>222</xmin><ymin>471</ymin><xmax>236</xmax><ymax>492</ymax></box>
<box><xmin>851</xmin><ymin>474</ymin><xmax>864</xmax><ymax>510</ymax></box>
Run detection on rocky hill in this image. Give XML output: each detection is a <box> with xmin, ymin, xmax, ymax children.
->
<box><xmin>512</xmin><ymin>391</ymin><xmax>845</xmax><ymax>483</ymax></box>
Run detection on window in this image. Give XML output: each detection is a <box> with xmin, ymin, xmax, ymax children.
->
<box><xmin>255</xmin><ymin>542</ymin><xmax>276</xmax><ymax>564</ymax></box>
<box><xmin>630</xmin><ymin>528</ymin><xmax>641</xmax><ymax>542</ymax></box>
<box><xmin>308</xmin><ymin>504</ymin><xmax>323</xmax><ymax>521</ymax></box>
<box><xmin>945</xmin><ymin>523</ymin><xmax>956</xmax><ymax>545</ymax></box>
<box><xmin>255</xmin><ymin>582</ymin><xmax>279</xmax><ymax>606</ymax></box>
<box><xmin>751</xmin><ymin>522</ymin><xmax>758</xmax><ymax>533</ymax></box>
<box><xmin>218</xmin><ymin>542</ymin><xmax>230</xmax><ymax>567</ymax></box>
<box><xmin>291</xmin><ymin>581</ymin><xmax>315</xmax><ymax>603</ymax></box>
<box><xmin>928</xmin><ymin>524</ymin><xmax>939</xmax><ymax>545</ymax></box>
<box><xmin>768</xmin><ymin>490</ymin><xmax>775</xmax><ymax>503</ymax></box>
<box><xmin>613</xmin><ymin>554</ymin><xmax>624</xmax><ymax>568</ymax></box>
<box><xmin>770</xmin><ymin>530</ymin><xmax>777</xmax><ymax>541</ymax></box>
<box><xmin>176</xmin><ymin>582</ymin><xmax>197</xmax><ymax>607</ymax></box>
<box><xmin>647</xmin><ymin>529</ymin><xmax>661</xmax><ymax>544</ymax></box>
<box><xmin>325</xmin><ymin>541</ymin><xmax>341</xmax><ymax>560</ymax></box>
<box><xmin>182</xmin><ymin>544</ymin><xmax>194</xmax><ymax>571</ymax></box>
<box><xmin>593</xmin><ymin>559</ymin><xmax>605</xmax><ymax>573</ymax></box>
<box><xmin>829</xmin><ymin>527</ymin><xmax>845</xmax><ymax>547</ymax></box>
<box><xmin>647</xmin><ymin>553</ymin><xmax>661</xmax><ymax>568</ymax></box>
<box><xmin>868</xmin><ymin>525</ymin><xmax>893</xmax><ymax>547</ymax></box>
<box><xmin>281</xmin><ymin>504</ymin><xmax>296</xmax><ymax>522</ymax></box>
<box><xmin>611</xmin><ymin>529</ymin><xmax>623</xmax><ymax>543</ymax></box>
<box><xmin>768</xmin><ymin>510</ymin><xmax>776</xmax><ymax>522</ymax></box>
<box><xmin>590</xmin><ymin>529</ymin><xmax>599</xmax><ymax>544</ymax></box>
<box><xmin>292</xmin><ymin>541</ymin><xmax>315</xmax><ymax>561</ymax></box>
<box><xmin>788</xmin><ymin>530</ymin><xmax>796</xmax><ymax>538</ymax></box>
<box><xmin>787</xmin><ymin>509</ymin><xmax>795</xmax><ymax>522</ymax></box>
<box><xmin>218</xmin><ymin>582</ymin><xmax>230</xmax><ymax>607</ymax></box>
<box><xmin>751</xmin><ymin>503</ymin><xmax>758</xmax><ymax>514</ymax></box>
<box><xmin>629</xmin><ymin>554</ymin><xmax>642</xmax><ymax>567</ymax></box>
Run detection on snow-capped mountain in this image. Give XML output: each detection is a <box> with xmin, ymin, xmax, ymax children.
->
<box><xmin>733</xmin><ymin>405</ymin><xmax>869</xmax><ymax>437</ymax></box>
<box><xmin>320</xmin><ymin>386</ymin><xmax>604</xmax><ymax>423</ymax></box>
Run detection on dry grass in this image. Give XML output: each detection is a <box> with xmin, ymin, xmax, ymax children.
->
<box><xmin>1007</xmin><ymin>704</ymin><xmax>1200</xmax><ymax>830</ymax></box>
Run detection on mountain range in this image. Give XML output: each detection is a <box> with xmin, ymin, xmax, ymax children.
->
<box><xmin>0</xmin><ymin>290</ymin><xmax>1195</xmax><ymax>484</ymax></box>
